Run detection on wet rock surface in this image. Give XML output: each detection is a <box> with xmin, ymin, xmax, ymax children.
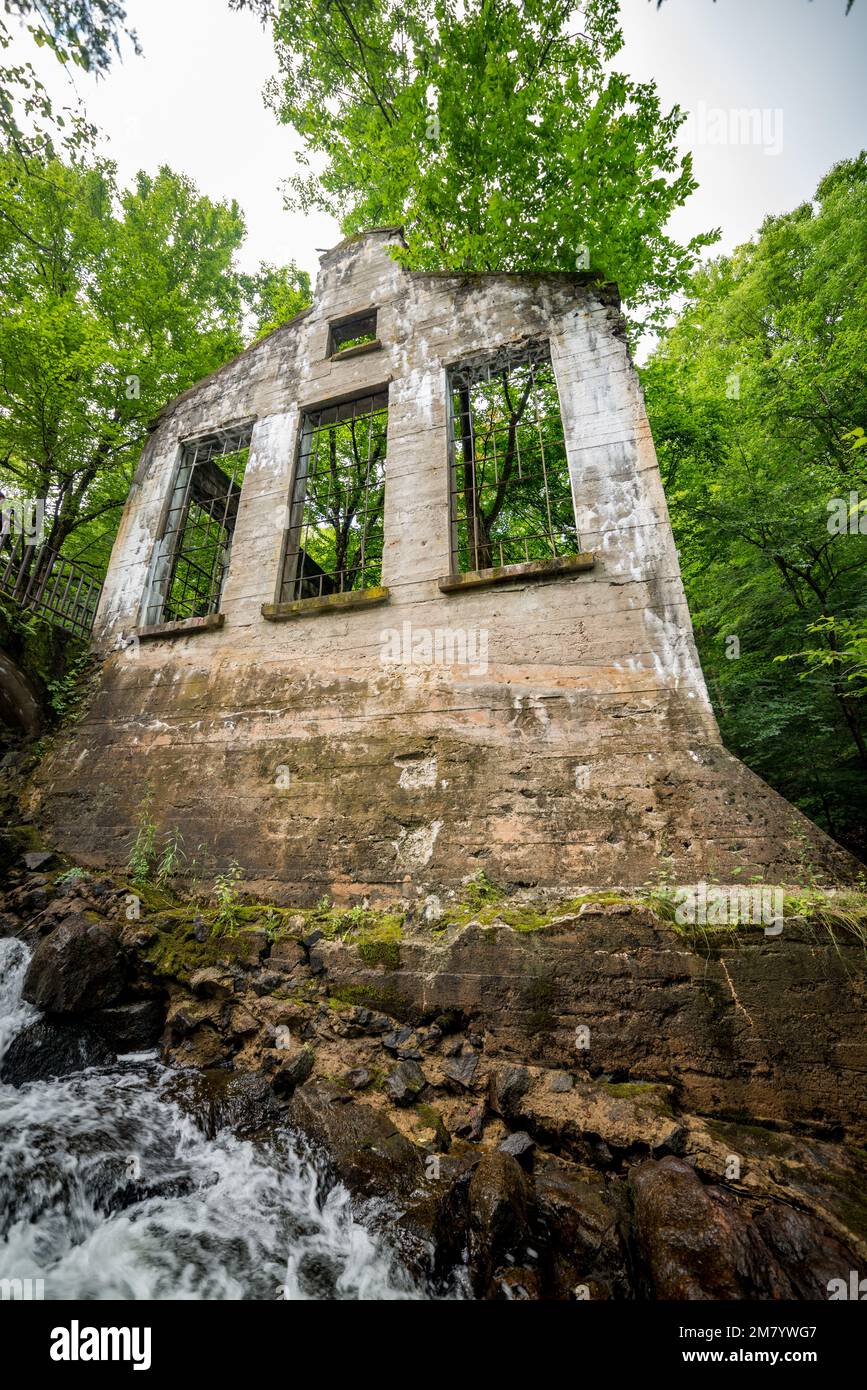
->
<box><xmin>1</xmin><ymin>842</ymin><xmax>866</xmax><ymax>1300</ymax></box>
<box><xmin>1</xmin><ymin>1017</ymin><xmax>116</xmax><ymax>1084</ymax></box>
<box><xmin>23</xmin><ymin>913</ymin><xmax>129</xmax><ymax>1014</ymax></box>
<box><xmin>628</xmin><ymin>1155</ymin><xmax>860</xmax><ymax>1301</ymax></box>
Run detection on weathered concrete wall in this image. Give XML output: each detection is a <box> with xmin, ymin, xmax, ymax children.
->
<box><xmin>33</xmin><ymin>230</ymin><xmax>857</xmax><ymax>895</ymax></box>
<box><xmin>313</xmin><ymin>904</ymin><xmax>867</xmax><ymax>1144</ymax></box>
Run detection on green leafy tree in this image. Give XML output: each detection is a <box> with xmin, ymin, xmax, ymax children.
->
<box><xmin>243</xmin><ymin>260</ymin><xmax>312</xmax><ymax>339</ymax></box>
<box><xmin>235</xmin><ymin>0</ymin><xmax>715</xmax><ymax>331</ymax></box>
<box><xmin>0</xmin><ymin>153</ymin><xmax>250</xmax><ymax>569</ymax></box>
<box><xmin>643</xmin><ymin>154</ymin><xmax>867</xmax><ymax>855</ymax></box>
<box><xmin>1</xmin><ymin>1</ymin><xmax>138</xmax><ymax>157</ymax></box>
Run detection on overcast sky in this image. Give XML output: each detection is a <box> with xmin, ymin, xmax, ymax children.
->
<box><xmin>10</xmin><ymin>0</ymin><xmax>867</xmax><ymax>287</ymax></box>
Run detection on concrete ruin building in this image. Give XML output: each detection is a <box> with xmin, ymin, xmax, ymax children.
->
<box><xmin>36</xmin><ymin>228</ymin><xmax>855</xmax><ymax>899</ymax></box>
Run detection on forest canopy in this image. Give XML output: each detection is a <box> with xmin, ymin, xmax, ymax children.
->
<box><xmin>0</xmin><ymin>152</ymin><xmax>310</xmax><ymax>570</ymax></box>
<box><xmin>235</xmin><ymin>0</ymin><xmax>715</xmax><ymax>332</ymax></box>
<box><xmin>642</xmin><ymin>155</ymin><xmax>867</xmax><ymax>854</ymax></box>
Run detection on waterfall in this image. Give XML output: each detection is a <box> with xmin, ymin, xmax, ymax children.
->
<box><xmin>0</xmin><ymin>938</ymin><xmax>433</xmax><ymax>1301</ymax></box>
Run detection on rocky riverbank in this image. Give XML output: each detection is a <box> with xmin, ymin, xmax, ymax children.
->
<box><xmin>1</xmin><ymin>822</ymin><xmax>866</xmax><ymax>1300</ymax></box>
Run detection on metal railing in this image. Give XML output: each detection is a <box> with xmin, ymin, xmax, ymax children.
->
<box><xmin>0</xmin><ymin>534</ymin><xmax>102</xmax><ymax>639</ymax></box>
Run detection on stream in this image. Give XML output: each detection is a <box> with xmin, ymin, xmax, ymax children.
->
<box><xmin>0</xmin><ymin>937</ymin><xmax>435</xmax><ymax>1301</ymax></box>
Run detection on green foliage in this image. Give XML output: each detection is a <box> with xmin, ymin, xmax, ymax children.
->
<box><xmin>261</xmin><ymin>906</ymin><xmax>284</xmax><ymax>942</ymax></box>
<box><xmin>54</xmin><ymin>864</ymin><xmax>87</xmax><ymax>889</ymax></box>
<box><xmin>127</xmin><ymin>793</ymin><xmax>158</xmax><ymax>886</ymax></box>
<box><xmin>0</xmin><ymin>151</ymin><xmax>308</xmax><ymax>571</ymax></box>
<box><xmin>777</xmin><ymin>616</ymin><xmax>867</xmax><ymax>699</ymax></box>
<box><xmin>44</xmin><ymin>645</ymin><xmax>90</xmax><ymax>719</ymax></box>
<box><xmin>242</xmin><ymin>260</ymin><xmax>312</xmax><ymax>339</ymax></box>
<box><xmin>240</xmin><ymin>0</ymin><xmax>715</xmax><ymax>331</ymax></box>
<box><xmin>0</xmin><ymin>154</ymin><xmax>248</xmax><ymax>569</ymax></box>
<box><xmin>296</xmin><ymin>402</ymin><xmax>387</xmax><ymax>589</ymax></box>
<box><xmin>461</xmin><ymin>871</ymin><xmax>502</xmax><ymax>910</ymax></box>
<box><xmin>453</xmin><ymin>353</ymin><xmax>578</xmax><ymax>568</ymax></box>
<box><xmin>0</xmin><ymin>595</ymin><xmax>86</xmax><ymax>725</ymax></box>
<box><xmin>643</xmin><ymin>154</ymin><xmax>867</xmax><ymax>855</ymax></box>
<box><xmin>211</xmin><ymin>860</ymin><xmax>244</xmax><ymax>937</ymax></box>
<box><xmin>155</xmin><ymin>829</ymin><xmax>186</xmax><ymax>888</ymax></box>
<box><xmin>0</xmin><ymin>2</ymin><xmax>138</xmax><ymax>158</ymax></box>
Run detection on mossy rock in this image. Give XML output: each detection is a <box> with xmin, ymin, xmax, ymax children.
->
<box><xmin>600</xmin><ymin>1080</ymin><xmax>675</xmax><ymax>1118</ymax></box>
<box><xmin>143</xmin><ymin>920</ymin><xmax>236</xmax><ymax>983</ymax></box>
<box><xmin>357</xmin><ymin>938</ymin><xmax>401</xmax><ymax>971</ymax></box>
<box><xmin>330</xmin><ymin>982</ymin><xmax>415</xmax><ymax>1022</ymax></box>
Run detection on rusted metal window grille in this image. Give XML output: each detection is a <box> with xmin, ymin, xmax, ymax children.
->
<box><xmin>144</xmin><ymin>425</ymin><xmax>252</xmax><ymax>627</ymax></box>
<box><xmin>278</xmin><ymin>390</ymin><xmax>388</xmax><ymax>602</ymax></box>
<box><xmin>448</xmin><ymin>340</ymin><xmax>580</xmax><ymax>573</ymax></box>
<box><xmin>0</xmin><ymin>533</ymin><xmax>102</xmax><ymax>638</ymax></box>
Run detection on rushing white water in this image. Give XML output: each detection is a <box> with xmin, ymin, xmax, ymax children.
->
<box><xmin>0</xmin><ymin>936</ymin><xmax>37</xmax><ymax>1061</ymax></box>
<box><xmin>0</xmin><ymin>938</ymin><xmax>430</xmax><ymax>1301</ymax></box>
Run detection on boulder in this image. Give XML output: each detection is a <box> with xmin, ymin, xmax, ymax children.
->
<box><xmin>23</xmin><ymin>850</ymin><xmax>54</xmax><ymax>871</ymax></box>
<box><xmin>506</xmin><ymin>1071</ymin><xmax>683</xmax><ymax>1165</ymax></box>
<box><xmin>271</xmin><ymin>1047</ymin><xmax>315</xmax><ymax>1097</ymax></box>
<box><xmin>203</xmin><ymin>1071</ymin><xmax>285</xmax><ymax>1138</ymax></box>
<box><xmin>441</xmin><ymin>1050</ymin><xmax>481</xmax><ymax>1091</ymax></box>
<box><xmin>489</xmin><ymin>1065</ymin><xmax>530</xmax><ymax>1117</ymax></box>
<box><xmin>384</xmin><ymin>1058</ymin><xmax>427</xmax><ymax>1106</ymax></box>
<box><xmin>164</xmin><ymin>997</ymin><xmax>223</xmax><ymax>1040</ymax></box>
<box><xmin>628</xmin><ymin>1154</ymin><xmax>860</xmax><ymax>1300</ymax></box>
<box><xmin>22</xmin><ymin>913</ymin><xmax>128</xmax><ymax>1015</ymax></box>
<box><xmin>382</xmin><ymin>1027</ymin><xmax>423</xmax><ymax>1060</ymax></box>
<box><xmin>0</xmin><ymin>1018</ymin><xmax>115</xmax><ymax>1085</ymax></box>
<box><xmin>498</xmin><ymin>1131</ymin><xmax>535</xmax><ymax>1165</ymax></box>
<box><xmin>467</xmin><ymin>1151</ymin><xmax>535</xmax><ymax>1297</ymax></box>
<box><xmin>188</xmin><ymin>966</ymin><xmax>235</xmax><ymax>999</ymax></box>
<box><xmin>752</xmin><ymin>1202</ymin><xmax>862</xmax><ymax>1301</ymax></box>
<box><xmin>534</xmin><ymin>1159</ymin><xmax>630</xmax><ymax>1299</ymax></box>
<box><xmin>455</xmin><ymin>1104</ymin><xmax>486</xmax><ymax>1142</ymax></box>
<box><xmin>630</xmin><ymin>1155</ymin><xmax>748</xmax><ymax>1299</ymax></box>
<box><xmin>227</xmin><ymin>1004</ymin><xmax>259</xmax><ymax>1039</ymax></box>
<box><xmin>88</xmin><ymin>998</ymin><xmax>165</xmax><ymax>1051</ymax></box>
<box><xmin>287</xmin><ymin>1082</ymin><xmax>423</xmax><ymax>1199</ymax></box>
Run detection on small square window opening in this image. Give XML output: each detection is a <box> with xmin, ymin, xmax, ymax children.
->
<box><xmin>329</xmin><ymin>310</ymin><xmax>378</xmax><ymax>356</ymax></box>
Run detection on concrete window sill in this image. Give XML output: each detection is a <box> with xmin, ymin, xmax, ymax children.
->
<box><xmin>137</xmin><ymin>613</ymin><xmax>225</xmax><ymax>640</ymax></box>
<box><xmin>329</xmin><ymin>338</ymin><xmax>382</xmax><ymax>363</ymax></box>
<box><xmin>262</xmin><ymin>586</ymin><xmax>390</xmax><ymax>621</ymax></box>
<box><xmin>438</xmin><ymin>552</ymin><xmax>595</xmax><ymax>593</ymax></box>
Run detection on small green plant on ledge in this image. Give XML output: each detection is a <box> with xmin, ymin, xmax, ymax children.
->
<box><xmin>211</xmin><ymin>860</ymin><xmax>244</xmax><ymax>937</ymax></box>
<box><xmin>127</xmin><ymin>793</ymin><xmax>158</xmax><ymax>886</ymax></box>
<box><xmin>262</xmin><ymin>906</ymin><xmax>284</xmax><ymax>943</ymax></box>
<box><xmin>154</xmin><ymin>829</ymin><xmax>186</xmax><ymax>888</ymax></box>
<box><xmin>54</xmin><ymin>865</ymin><xmax>88</xmax><ymax>890</ymax></box>
<box><xmin>126</xmin><ymin>795</ymin><xmax>188</xmax><ymax>891</ymax></box>
<box><xmin>461</xmin><ymin>870</ymin><xmax>502</xmax><ymax>910</ymax></box>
